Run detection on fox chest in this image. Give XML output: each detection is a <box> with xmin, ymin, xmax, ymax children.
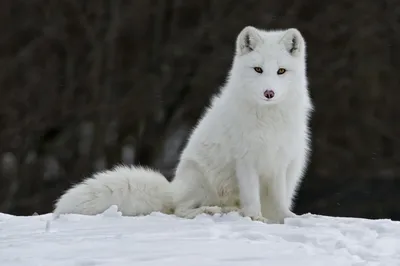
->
<box><xmin>233</xmin><ymin>126</ymin><xmax>302</xmax><ymax>173</ymax></box>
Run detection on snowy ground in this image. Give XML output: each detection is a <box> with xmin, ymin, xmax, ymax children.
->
<box><xmin>1</xmin><ymin>207</ymin><xmax>399</xmax><ymax>266</ymax></box>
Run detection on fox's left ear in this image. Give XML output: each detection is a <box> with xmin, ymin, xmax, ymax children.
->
<box><xmin>280</xmin><ymin>28</ymin><xmax>305</xmax><ymax>57</ymax></box>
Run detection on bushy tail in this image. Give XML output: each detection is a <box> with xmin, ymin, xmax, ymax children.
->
<box><xmin>53</xmin><ymin>165</ymin><xmax>174</xmax><ymax>217</ymax></box>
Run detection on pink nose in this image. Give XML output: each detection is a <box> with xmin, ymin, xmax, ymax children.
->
<box><xmin>264</xmin><ymin>90</ymin><xmax>275</xmax><ymax>99</ymax></box>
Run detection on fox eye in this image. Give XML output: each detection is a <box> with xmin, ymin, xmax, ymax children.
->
<box><xmin>253</xmin><ymin>67</ymin><xmax>263</xmax><ymax>73</ymax></box>
<box><xmin>277</xmin><ymin>68</ymin><xmax>286</xmax><ymax>75</ymax></box>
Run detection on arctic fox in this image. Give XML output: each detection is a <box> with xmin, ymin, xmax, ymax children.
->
<box><xmin>54</xmin><ymin>26</ymin><xmax>313</xmax><ymax>223</ymax></box>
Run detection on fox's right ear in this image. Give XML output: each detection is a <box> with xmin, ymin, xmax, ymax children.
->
<box><xmin>236</xmin><ymin>26</ymin><xmax>262</xmax><ymax>56</ymax></box>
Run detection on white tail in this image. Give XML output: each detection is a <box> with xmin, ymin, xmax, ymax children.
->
<box><xmin>53</xmin><ymin>165</ymin><xmax>174</xmax><ymax>217</ymax></box>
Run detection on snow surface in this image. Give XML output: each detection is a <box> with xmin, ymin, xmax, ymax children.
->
<box><xmin>1</xmin><ymin>206</ymin><xmax>399</xmax><ymax>266</ymax></box>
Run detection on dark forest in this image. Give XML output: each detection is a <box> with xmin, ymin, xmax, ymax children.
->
<box><xmin>1</xmin><ymin>0</ymin><xmax>399</xmax><ymax>220</ymax></box>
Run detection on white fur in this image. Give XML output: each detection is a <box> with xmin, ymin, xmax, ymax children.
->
<box><xmin>53</xmin><ymin>26</ymin><xmax>312</xmax><ymax>224</ymax></box>
<box><xmin>53</xmin><ymin>166</ymin><xmax>173</xmax><ymax>217</ymax></box>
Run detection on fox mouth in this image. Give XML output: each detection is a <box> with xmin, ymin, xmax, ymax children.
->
<box><xmin>258</xmin><ymin>95</ymin><xmax>282</xmax><ymax>104</ymax></box>
<box><xmin>259</xmin><ymin>96</ymin><xmax>276</xmax><ymax>101</ymax></box>
<box><xmin>258</xmin><ymin>97</ymin><xmax>276</xmax><ymax>103</ymax></box>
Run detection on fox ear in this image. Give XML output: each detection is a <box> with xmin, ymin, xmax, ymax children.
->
<box><xmin>236</xmin><ymin>26</ymin><xmax>263</xmax><ymax>55</ymax></box>
<box><xmin>280</xmin><ymin>28</ymin><xmax>305</xmax><ymax>57</ymax></box>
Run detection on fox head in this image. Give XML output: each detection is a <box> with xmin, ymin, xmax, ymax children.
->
<box><xmin>229</xmin><ymin>26</ymin><xmax>307</xmax><ymax>106</ymax></box>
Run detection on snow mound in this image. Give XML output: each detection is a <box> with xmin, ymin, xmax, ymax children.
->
<box><xmin>0</xmin><ymin>211</ymin><xmax>399</xmax><ymax>266</ymax></box>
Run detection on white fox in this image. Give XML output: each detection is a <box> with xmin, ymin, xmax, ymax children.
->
<box><xmin>54</xmin><ymin>26</ymin><xmax>313</xmax><ymax>223</ymax></box>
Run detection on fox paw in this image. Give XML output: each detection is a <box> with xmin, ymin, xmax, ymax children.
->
<box><xmin>235</xmin><ymin>209</ymin><xmax>270</xmax><ymax>223</ymax></box>
<box><xmin>178</xmin><ymin>206</ymin><xmax>223</xmax><ymax>219</ymax></box>
<box><xmin>272</xmin><ymin>210</ymin><xmax>298</xmax><ymax>224</ymax></box>
<box><xmin>248</xmin><ymin>215</ymin><xmax>270</xmax><ymax>223</ymax></box>
<box><xmin>201</xmin><ymin>206</ymin><xmax>223</xmax><ymax>216</ymax></box>
<box><xmin>220</xmin><ymin>206</ymin><xmax>241</xmax><ymax>214</ymax></box>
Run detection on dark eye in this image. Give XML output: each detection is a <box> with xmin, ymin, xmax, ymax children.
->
<box><xmin>277</xmin><ymin>68</ymin><xmax>286</xmax><ymax>75</ymax></box>
<box><xmin>253</xmin><ymin>67</ymin><xmax>263</xmax><ymax>73</ymax></box>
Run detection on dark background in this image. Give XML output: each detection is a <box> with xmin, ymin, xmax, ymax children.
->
<box><xmin>1</xmin><ymin>0</ymin><xmax>399</xmax><ymax>220</ymax></box>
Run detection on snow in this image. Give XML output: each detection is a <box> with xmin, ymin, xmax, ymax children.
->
<box><xmin>1</xmin><ymin>206</ymin><xmax>399</xmax><ymax>266</ymax></box>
